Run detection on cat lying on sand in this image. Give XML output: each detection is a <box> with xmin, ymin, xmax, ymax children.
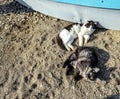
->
<box><xmin>57</xmin><ymin>21</ymin><xmax>97</xmax><ymax>51</ymax></box>
<box><xmin>63</xmin><ymin>47</ymin><xmax>100</xmax><ymax>82</ymax></box>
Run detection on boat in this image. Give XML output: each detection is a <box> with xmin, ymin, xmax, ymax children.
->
<box><xmin>16</xmin><ymin>0</ymin><xmax>120</xmax><ymax>30</ymax></box>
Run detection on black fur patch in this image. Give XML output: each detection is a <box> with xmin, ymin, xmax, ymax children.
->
<box><xmin>65</xmin><ymin>23</ymin><xmax>82</xmax><ymax>31</ymax></box>
<box><xmin>76</xmin><ymin>47</ymin><xmax>98</xmax><ymax>68</ymax></box>
<box><xmin>56</xmin><ymin>34</ymin><xmax>67</xmax><ymax>50</ymax></box>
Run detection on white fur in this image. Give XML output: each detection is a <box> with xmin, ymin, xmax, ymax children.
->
<box><xmin>59</xmin><ymin>24</ymin><xmax>80</xmax><ymax>51</ymax></box>
<box><xmin>78</xmin><ymin>23</ymin><xmax>95</xmax><ymax>46</ymax></box>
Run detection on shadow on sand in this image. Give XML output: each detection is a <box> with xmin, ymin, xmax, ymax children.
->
<box><xmin>94</xmin><ymin>47</ymin><xmax>116</xmax><ymax>82</ymax></box>
<box><xmin>89</xmin><ymin>28</ymin><xmax>108</xmax><ymax>42</ymax></box>
<box><xmin>0</xmin><ymin>0</ymin><xmax>33</xmax><ymax>14</ymax></box>
<box><xmin>103</xmin><ymin>94</ymin><xmax>120</xmax><ymax>99</ymax></box>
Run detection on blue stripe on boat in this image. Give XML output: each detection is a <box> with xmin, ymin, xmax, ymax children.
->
<box><xmin>53</xmin><ymin>0</ymin><xmax>120</xmax><ymax>9</ymax></box>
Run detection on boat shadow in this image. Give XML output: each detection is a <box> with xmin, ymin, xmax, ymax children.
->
<box><xmin>0</xmin><ymin>0</ymin><xmax>33</xmax><ymax>14</ymax></box>
<box><xmin>103</xmin><ymin>94</ymin><xmax>120</xmax><ymax>99</ymax></box>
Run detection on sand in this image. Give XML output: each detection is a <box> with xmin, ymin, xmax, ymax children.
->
<box><xmin>0</xmin><ymin>0</ymin><xmax>120</xmax><ymax>99</ymax></box>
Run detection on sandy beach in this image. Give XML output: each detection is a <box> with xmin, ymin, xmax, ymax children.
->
<box><xmin>0</xmin><ymin>0</ymin><xmax>120</xmax><ymax>99</ymax></box>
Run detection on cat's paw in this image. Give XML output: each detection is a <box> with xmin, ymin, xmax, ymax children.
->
<box><xmin>84</xmin><ymin>35</ymin><xmax>90</xmax><ymax>44</ymax></box>
<box><xmin>95</xmin><ymin>78</ymin><xmax>101</xmax><ymax>82</ymax></box>
<box><xmin>67</xmin><ymin>43</ymin><xmax>75</xmax><ymax>51</ymax></box>
<box><xmin>71</xmin><ymin>47</ymin><xmax>75</xmax><ymax>51</ymax></box>
<box><xmin>84</xmin><ymin>40</ymin><xmax>88</xmax><ymax>44</ymax></box>
<box><xmin>66</xmin><ymin>47</ymin><xmax>71</xmax><ymax>51</ymax></box>
<box><xmin>78</xmin><ymin>41</ymin><xmax>83</xmax><ymax>46</ymax></box>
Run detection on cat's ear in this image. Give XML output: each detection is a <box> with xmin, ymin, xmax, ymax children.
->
<box><xmin>72</xmin><ymin>61</ymin><xmax>77</xmax><ymax>68</ymax></box>
<box><xmin>69</xmin><ymin>53</ymin><xmax>77</xmax><ymax>60</ymax></box>
<box><xmin>94</xmin><ymin>21</ymin><xmax>98</xmax><ymax>25</ymax></box>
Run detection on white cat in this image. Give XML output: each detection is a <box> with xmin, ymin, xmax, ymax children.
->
<box><xmin>57</xmin><ymin>21</ymin><xmax>97</xmax><ymax>51</ymax></box>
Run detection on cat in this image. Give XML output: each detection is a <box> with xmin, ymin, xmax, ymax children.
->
<box><xmin>63</xmin><ymin>46</ymin><xmax>100</xmax><ymax>82</ymax></box>
<box><xmin>57</xmin><ymin>21</ymin><xmax>97</xmax><ymax>51</ymax></box>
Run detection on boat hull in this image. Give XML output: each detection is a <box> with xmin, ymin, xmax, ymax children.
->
<box><xmin>16</xmin><ymin>0</ymin><xmax>120</xmax><ymax>30</ymax></box>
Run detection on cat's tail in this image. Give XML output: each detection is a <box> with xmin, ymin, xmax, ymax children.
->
<box><xmin>56</xmin><ymin>34</ymin><xmax>66</xmax><ymax>50</ymax></box>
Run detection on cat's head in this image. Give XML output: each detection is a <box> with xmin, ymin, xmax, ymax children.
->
<box><xmin>82</xmin><ymin>20</ymin><xmax>98</xmax><ymax>33</ymax></box>
<box><xmin>85</xmin><ymin>21</ymin><xmax>97</xmax><ymax>29</ymax></box>
<box><xmin>87</xmin><ymin>67</ymin><xmax>100</xmax><ymax>81</ymax></box>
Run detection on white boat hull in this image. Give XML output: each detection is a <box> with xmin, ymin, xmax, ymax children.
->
<box><xmin>16</xmin><ymin>0</ymin><xmax>120</xmax><ymax>30</ymax></box>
